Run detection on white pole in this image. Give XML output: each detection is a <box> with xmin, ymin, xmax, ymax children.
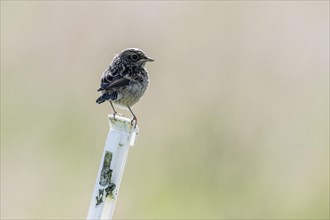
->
<box><xmin>87</xmin><ymin>115</ymin><xmax>138</xmax><ymax>220</ymax></box>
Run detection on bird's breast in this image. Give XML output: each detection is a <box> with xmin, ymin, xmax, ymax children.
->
<box><xmin>113</xmin><ymin>78</ymin><xmax>149</xmax><ymax>108</ymax></box>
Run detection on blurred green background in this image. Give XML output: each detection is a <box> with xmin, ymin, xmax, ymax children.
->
<box><xmin>1</xmin><ymin>1</ymin><xmax>329</xmax><ymax>219</ymax></box>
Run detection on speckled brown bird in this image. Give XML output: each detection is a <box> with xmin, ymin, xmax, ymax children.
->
<box><xmin>96</xmin><ymin>48</ymin><xmax>154</xmax><ymax>126</ymax></box>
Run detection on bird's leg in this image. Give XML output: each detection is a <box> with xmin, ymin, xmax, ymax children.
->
<box><xmin>127</xmin><ymin>106</ymin><xmax>137</xmax><ymax>128</ymax></box>
<box><xmin>109</xmin><ymin>101</ymin><xmax>118</xmax><ymax>119</ymax></box>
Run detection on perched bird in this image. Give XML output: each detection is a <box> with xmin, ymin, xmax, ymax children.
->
<box><xmin>96</xmin><ymin>48</ymin><xmax>154</xmax><ymax>126</ymax></box>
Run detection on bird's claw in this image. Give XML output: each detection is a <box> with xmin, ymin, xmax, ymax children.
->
<box><xmin>130</xmin><ymin>117</ymin><xmax>137</xmax><ymax>128</ymax></box>
<box><xmin>112</xmin><ymin>112</ymin><xmax>125</xmax><ymax>120</ymax></box>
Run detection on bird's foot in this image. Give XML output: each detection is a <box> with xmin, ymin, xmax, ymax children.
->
<box><xmin>130</xmin><ymin>117</ymin><xmax>137</xmax><ymax>129</ymax></box>
<box><xmin>112</xmin><ymin>112</ymin><xmax>124</xmax><ymax>120</ymax></box>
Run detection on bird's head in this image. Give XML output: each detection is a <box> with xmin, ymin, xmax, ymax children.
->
<box><xmin>119</xmin><ymin>48</ymin><xmax>154</xmax><ymax>67</ymax></box>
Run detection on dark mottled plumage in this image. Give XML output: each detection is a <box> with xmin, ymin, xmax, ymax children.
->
<box><xmin>96</xmin><ymin>48</ymin><xmax>154</xmax><ymax>126</ymax></box>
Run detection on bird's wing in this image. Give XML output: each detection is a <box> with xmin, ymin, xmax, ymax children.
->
<box><xmin>98</xmin><ymin>67</ymin><xmax>138</xmax><ymax>91</ymax></box>
<box><xmin>97</xmin><ymin>64</ymin><xmax>126</xmax><ymax>91</ymax></box>
<box><xmin>103</xmin><ymin>76</ymin><xmax>131</xmax><ymax>90</ymax></box>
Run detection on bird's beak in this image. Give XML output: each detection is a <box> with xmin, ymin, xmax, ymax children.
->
<box><xmin>143</xmin><ymin>56</ymin><xmax>154</xmax><ymax>62</ymax></box>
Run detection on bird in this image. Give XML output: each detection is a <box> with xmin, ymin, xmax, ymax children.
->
<box><xmin>96</xmin><ymin>48</ymin><xmax>154</xmax><ymax>127</ymax></box>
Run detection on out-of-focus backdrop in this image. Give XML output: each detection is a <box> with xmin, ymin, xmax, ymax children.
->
<box><xmin>1</xmin><ymin>1</ymin><xmax>329</xmax><ymax>219</ymax></box>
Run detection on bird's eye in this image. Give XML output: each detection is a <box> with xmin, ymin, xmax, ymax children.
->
<box><xmin>131</xmin><ymin>54</ymin><xmax>138</xmax><ymax>60</ymax></box>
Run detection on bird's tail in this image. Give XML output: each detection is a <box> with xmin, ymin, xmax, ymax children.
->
<box><xmin>96</xmin><ymin>96</ymin><xmax>106</xmax><ymax>104</ymax></box>
<box><xmin>96</xmin><ymin>92</ymin><xmax>118</xmax><ymax>104</ymax></box>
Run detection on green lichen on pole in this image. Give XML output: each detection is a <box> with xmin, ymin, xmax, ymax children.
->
<box><xmin>96</xmin><ymin>151</ymin><xmax>116</xmax><ymax>206</ymax></box>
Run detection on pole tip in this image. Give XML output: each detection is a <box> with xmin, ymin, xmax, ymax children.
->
<box><xmin>107</xmin><ymin>114</ymin><xmax>139</xmax><ymax>134</ymax></box>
